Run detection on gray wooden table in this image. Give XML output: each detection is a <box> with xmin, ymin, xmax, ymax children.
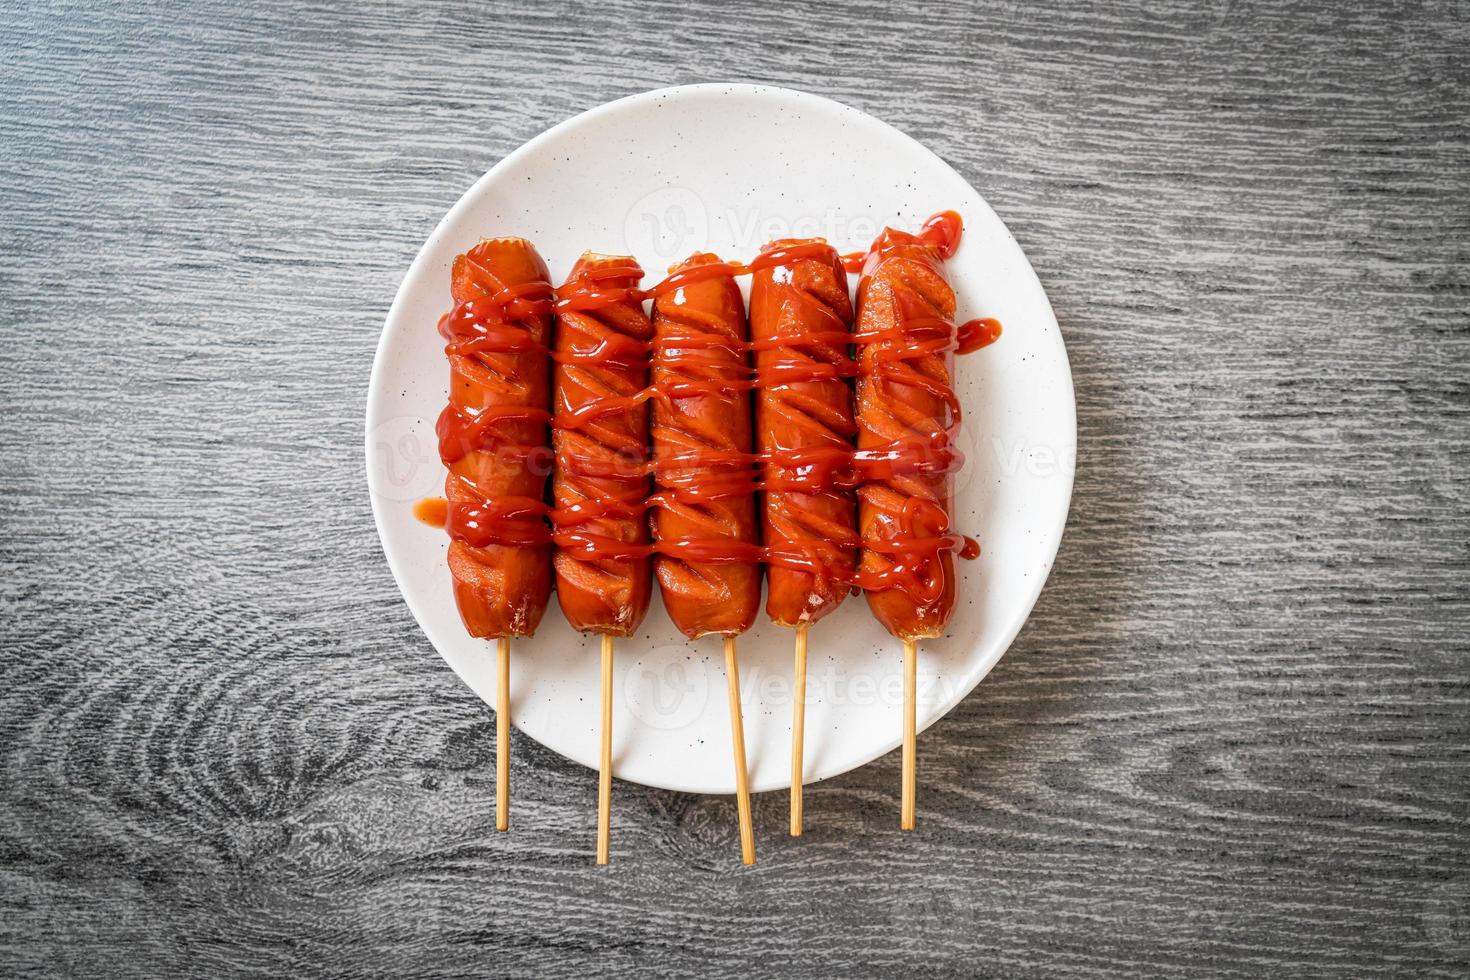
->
<box><xmin>3</xmin><ymin>0</ymin><xmax>1467</xmax><ymax>976</ymax></box>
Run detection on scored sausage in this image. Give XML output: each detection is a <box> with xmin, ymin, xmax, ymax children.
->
<box><xmin>436</xmin><ymin>237</ymin><xmax>555</xmax><ymax>638</ymax></box>
<box><xmin>649</xmin><ymin>253</ymin><xmax>762</xmax><ymax>639</ymax></box>
<box><xmin>551</xmin><ymin>253</ymin><xmax>654</xmax><ymax>636</ymax></box>
<box><xmin>853</xmin><ymin>226</ymin><xmax>964</xmax><ymax>640</ymax></box>
<box><xmin>748</xmin><ymin>240</ymin><xmax>857</xmax><ymax>628</ymax></box>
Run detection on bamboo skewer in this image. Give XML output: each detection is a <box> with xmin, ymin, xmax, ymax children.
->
<box><xmin>901</xmin><ymin>638</ymin><xmax>917</xmax><ymax>830</ymax></box>
<box><xmin>496</xmin><ymin>637</ymin><xmax>511</xmax><ymax>832</ymax></box>
<box><xmin>790</xmin><ymin>623</ymin><xmax>809</xmax><ymax>836</ymax></box>
<box><xmin>724</xmin><ymin>636</ymin><xmax>756</xmax><ymax>864</ymax></box>
<box><xmin>597</xmin><ymin>633</ymin><xmax>614</xmax><ymax>865</ymax></box>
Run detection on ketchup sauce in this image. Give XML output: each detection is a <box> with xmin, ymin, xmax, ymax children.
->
<box><xmin>418</xmin><ymin>212</ymin><xmax>999</xmax><ymax>600</ymax></box>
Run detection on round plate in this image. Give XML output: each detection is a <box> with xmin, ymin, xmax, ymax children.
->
<box><xmin>366</xmin><ymin>84</ymin><xmax>1074</xmax><ymax>794</ymax></box>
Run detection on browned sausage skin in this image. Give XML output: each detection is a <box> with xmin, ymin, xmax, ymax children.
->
<box><xmin>437</xmin><ymin>237</ymin><xmax>554</xmax><ymax>639</ymax></box>
<box><xmin>649</xmin><ymin>253</ymin><xmax>762</xmax><ymax>639</ymax></box>
<box><xmin>551</xmin><ymin>253</ymin><xmax>654</xmax><ymax>637</ymax></box>
<box><xmin>854</xmin><ymin>228</ymin><xmax>962</xmax><ymax>641</ymax></box>
<box><xmin>749</xmin><ymin>240</ymin><xmax>857</xmax><ymax>628</ymax></box>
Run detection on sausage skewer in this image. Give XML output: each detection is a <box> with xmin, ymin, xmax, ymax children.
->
<box><xmin>852</xmin><ymin>212</ymin><xmax>971</xmax><ymax>829</ymax></box>
<box><xmin>724</xmin><ymin>636</ymin><xmax>756</xmax><ymax>862</ymax></box>
<box><xmin>427</xmin><ymin>224</ymin><xmax>991</xmax><ymax>845</ymax></box>
<box><xmin>748</xmin><ymin>240</ymin><xmax>857</xmax><ymax>836</ymax></box>
<box><xmin>649</xmin><ymin>253</ymin><xmax>761</xmax><ymax>864</ymax></box>
<box><xmin>790</xmin><ymin>621</ymin><xmax>809</xmax><ymax>834</ymax></box>
<box><xmin>597</xmin><ymin>633</ymin><xmax>614</xmax><ymax>864</ymax></box>
<box><xmin>431</xmin><ymin>236</ymin><xmax>557</xmax><ymax>831</ymax></box>
<box><xmin>550</xmin><ymin>253</ymin><xmax>655</xmax><ymax>864</ymax></box>
<box><xmin>497</xmin><ymin>638</ymin><xmax>511</xmax><ymax>829</ymax></box>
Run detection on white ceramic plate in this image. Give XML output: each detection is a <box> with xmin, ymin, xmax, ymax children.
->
<box><xmin>366</xmin><ymin>84</ymin><xmax>1074</xmax><ymax>795</ymax></box>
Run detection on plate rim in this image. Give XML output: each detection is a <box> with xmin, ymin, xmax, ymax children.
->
<box><xmin>365</xmin><ymin>82</ymin><xmax>1077</xmax><ymax>793</ymax></box>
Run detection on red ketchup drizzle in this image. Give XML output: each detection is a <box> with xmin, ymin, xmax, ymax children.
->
<box><xmin>426</xmin><ymin>261</ymin><xmax>558</xmax><ymax>555</ymax></box>
<box><xmin>844</xmin><ymin>209</ymin><xmax>977</xmax><ymax>602</ymax></box>
<box><xmin>918</xmin><ymin>210</ymin><xmax>964</xmax><ymax>259</ymax></box>
<box><xmin>957</xmin><ymin>317</ymin><xmax>1002</xmax><ymax>354</ymax></box>
<box><xmin>418</xmin><ymin>213</ymin><xmax>996</xmax><ymax>599</ymax></box>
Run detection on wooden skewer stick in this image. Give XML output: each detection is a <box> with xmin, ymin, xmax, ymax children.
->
<box><xmin>724</xmin><ymin>636</ymin><xmax>756</xmax><ymax>865</ymax></box>
<box><xmin>496</xmin><ymin>637</ymin><xmax>511</xmax><ymax>832</ymax></box>
<box><xmin>790</xmin><ymin>623</ymin><xmax>809</xmax><ymax>837</ymax></box>
<box><xmin>901</xmin><ymin>638</ymin><xmax>917</xmax><ymax>831</ymax></box>
<box><xmin>597</xmin><ymin>633</ymin><xmax>614</xmax><ymax>865</ymax></box>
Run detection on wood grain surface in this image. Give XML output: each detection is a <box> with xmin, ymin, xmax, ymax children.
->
<box><xmin>2</xmin><ymin>0</ymin><xmax>1467</xmax><ymax>976</ymax></box>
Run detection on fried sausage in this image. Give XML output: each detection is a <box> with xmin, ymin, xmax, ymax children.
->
<box><xmin>436</xmin><ymin>237</ymin><xmax>554</xmax><ymax>638</ymax></box>
<box><xmin>853</xmin><ymin>227</ymin><xmax>963</xmax><ymax>640</ymax></box>
<box><xmin>649</xmin><ymin>253</ymin><xmax>762</xmax><ymax>639</ymax></box>
<box><xmin>551</xmin><ymin>253</ymin><xmax>654</xmax><ymax>636</ymax></box>
<box><xmin>748</xmin><ymin>240</ymin><xmax>857</xmax><ymax>627</ymax></box>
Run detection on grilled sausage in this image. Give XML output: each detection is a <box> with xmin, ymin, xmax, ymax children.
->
<box><xmin>748</xmin><ymin>240</ymin><xmax>857</xmax><ymax>627</ymax></box>
<box><xmin>648</xmin><ymin>253</ymin><xmax>762</xmax><ymax>639</ymax></box>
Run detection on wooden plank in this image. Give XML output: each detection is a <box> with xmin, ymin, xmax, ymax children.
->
<box><xmin>1</xmin><ymin>0</ymin><xmax>1467</xmax><ymax>975</ymax></box>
